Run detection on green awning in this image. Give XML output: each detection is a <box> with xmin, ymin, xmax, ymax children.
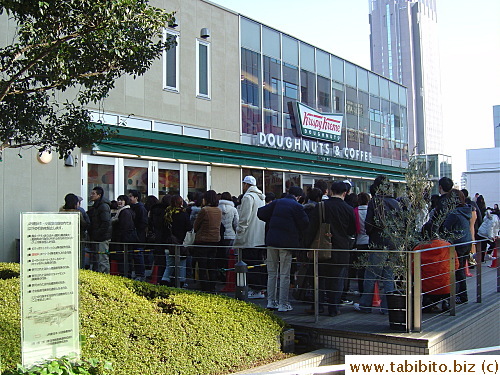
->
<box><xmin>94</xmin><ymin>126</ymin><xmax>407</xmax><ymax>181</ymax></box>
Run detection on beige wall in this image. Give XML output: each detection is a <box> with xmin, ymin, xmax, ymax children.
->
<box><xmin>86</xmin><ymin>0</ymin><xmax>241</xmax><ymax>143</ymax></box>
<box><xmin>0</xmin><ymin>148</ymin><xmax>82</xmax><ymax>262</ymax></box>
<box><xmin>210</xmin><ymin>167</ymin><xmax>242</xmax><ymax>198</ymax></box>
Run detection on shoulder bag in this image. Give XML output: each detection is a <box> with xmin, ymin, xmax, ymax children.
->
<box><xmin>307</xmin><ymin>202</ymin><xmax>332</xmax><ymax>261</ymax></box>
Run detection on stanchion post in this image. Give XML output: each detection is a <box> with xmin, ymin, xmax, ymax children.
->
<box><xmin>449</xmin><ymin>245</ymin><xmax>456</xmax><ymax>316</ymax></box>
<box><xmin>313</xmin><ymin>249</ymin><xmax>319</xmax><ymax>324</ymax></box>
<box><xmin>235</xmin><ymin>259</ymin><xmax>248</xmax><ymax>301</ymax></box>
<box><xmin>174</xmin><ymin>244</ymin><xmax>181</xmax><ymax>288</ymax></box>
<box><xmin>475</xmin><ymin>240</ymin><xmax>482</xmax><ymax>303</ymax></box>
<box><xmin>413</xmin><ymin>250</ymin><xmax>421</xmax><ymax>332</ymax></box>
<box><xmin>406</xmin><ymin>251</ymin><xmax>413</xmax><ymax>333</ymax></box>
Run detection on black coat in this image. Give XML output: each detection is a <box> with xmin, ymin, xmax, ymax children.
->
<box><xmin>130</xmin><ymin>202</ymin><xmax>148</xmax><ymax>243</ymax></box>
<box><xmin>304</xmin><ymin>197</ymin><xmax>356</xmax><ymax>265</ymax></box>
<box><xmin>149</xmin><ymin>204</ymin><xmax>192</xmax><ymax>244</ymax></box>
<box><xmin>365</xmin><ymin>195</ymin><xmax>401</xmax><ymax>249</ymax></box>
<box><xmin>150</xmin><ymin>203</ymin><xmax>170</xmax><ymax>244</ymax></box>
<box><xmin>257</xmin><ymin>195</ymin><xmax>309</xmax><ymax>248</ymax></box>
<box><xmin>112</xmin><ymin>207</ymin><xmax>139</xmax><ymax>243</ymax></box>
<box><xmin>87</xmin><ymin>197</ymin><xmax>112</xmax><ymax>242</ymax></box>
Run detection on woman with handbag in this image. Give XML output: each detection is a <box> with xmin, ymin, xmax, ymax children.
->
<box><xmin>193</xmin><ymin>190</ymin><xmax>222</xmax><ymax>292</ymax></box>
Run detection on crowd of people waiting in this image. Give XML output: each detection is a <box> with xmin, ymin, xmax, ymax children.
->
<box><xmin>59</xmin><ymin>175</ymin><xmax>500</xmax><ymax>315</ymax></box>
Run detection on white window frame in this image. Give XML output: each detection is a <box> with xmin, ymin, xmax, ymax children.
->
<box><xmin>196</xmin><ymin>39</ymin><xmax>211</xmax><ymax>99</ymax></box>
<box><xmin>163</xmin><ymin>29</ymin><xmax>180</xmax><ymax>92</ymax></box>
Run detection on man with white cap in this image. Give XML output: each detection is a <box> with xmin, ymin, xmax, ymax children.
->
<box><xmin>234</xmin><ymin>175</ymin><xmax>267</xmax><ymax>298</ymax></box>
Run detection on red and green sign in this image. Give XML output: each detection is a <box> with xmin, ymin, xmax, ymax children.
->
<box><xmin>296</xmin><ymin>102</ymin><xmax>343</xmax><ymax>142</ymax></box>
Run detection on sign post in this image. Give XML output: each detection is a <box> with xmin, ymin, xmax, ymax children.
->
<box><xmin>20</xmin><ymin>212</ymin><xmax>80</xmax><ymax>367</ymax></box>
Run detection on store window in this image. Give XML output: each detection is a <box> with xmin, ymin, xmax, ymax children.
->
<box><xmin>332</xmin><ymin>81</ymin><xmax>345</xmax><ymax>114</ymax></box>
<box><xmin>124</xmin><ymin>166</ymin><xmax>148</xmax><ymax>203</ymax></box>
<box><xmin>282</xmin><ymin>35</ymin><xmax>298</xmax><ymax>66</ymax></box>
<box><xmin>369</xmin><ymin>73</ymin><xmax>379</xmax><ymax>96</ymax></box>
<box><xmin>344</xmin><ymin>62</ymin><xmax>356</xmax><ymax>87</ymax></box>
<box><xmin>187</xmin><ymin>171</ymin><xmax>207</xmax><ymax>196</ymax></box>
<box><xmin>264</xmin><ymin>170</ymin><xmax>283</xmax><ymax>196</ymax></box>
<box><xmin>357</xmin><ymin>67</ymin><xmax>369</xmax><ymax>92</ymax></box>
<box><xmin>263</xmin><ymin>56</ymin><xmax>282</xmax><ymax>135</ymax></box>
<box><xmin>331</xmin><ymin>56</ymin><xmax>344</xmax><ymax>83</ymax></box>
<box><xmin>389</xmin><ymin>81</ymin><xmax>399</xmax><ymax>103</ymax></box>
<box><xmin>158</xmin><ymin>168</ymin><xmax>180</xmax><ymax>197</ymax></box>
<box><xmin>379</xmin><ymin>78</ymin><xmax>390</xmax><ymax>100</ymax></box>
<box><xmin>300</xmin><ymin>69</ymin><xmax>316</xmax><ymax>108</ymax></box>
<box><xmin>283</xmin><ymin>62</ymin><xmax>299</xmax><ymax>137</ymax></box>
<box><xmin>241</xmin><ymin>17</ymin><xmax>261</xmax><ymax>52</ymax></box>
<box><xmin>316</xmin><ymin>50</ymin><xmax>330</xmax><ymax>78</ymax></box>
<box><xmin>197</xmin><ymin>39</ymin><xmax>210</xmax><ymax>98</ymax></box>
<box><xmin>300</xmin><ymin>42</ymin><xmax>315</xmax><ymax>72</ymax></box>
<box><xmin>241</xmin><ymin>48</ymin><xmax>262</xmax><ymax>135</ymax></box>
<box><xmin>358</xmin><ymin>91</ymin><xmax>370</xmax><ymax>148</ymax></box>
<box><xmin>346</xmin><ymin>86</ymin><xmax>359</xmax><ymax>130</ymax></box>
<box><xmin>284</xmin><ymin>173</ymin><xmax>300</xmax><ymax>191</ymax></box>
<box><xmin>317</xmin><ymin>76</ymin><xmax>331</xmax><ymax>113</ymax></box>
<box><xmin>164</xmin><ymin>30</ymin><xmax>179</xmax><ymax>91</ymax></box>
<box><xmin>88</xmin><ymin>164</ymin><xmax>115</xmax><ymax>201</ymax></box>
<box><xmin>262</xmin><ymin>26</ymin><xmax>280</xmax><ymax>59</ymax></box>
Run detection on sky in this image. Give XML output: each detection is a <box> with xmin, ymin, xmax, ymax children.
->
<box><xmin>212</xmin><ymin>0</ymin><xmax>500</xmax><ymax>181</ymax></box>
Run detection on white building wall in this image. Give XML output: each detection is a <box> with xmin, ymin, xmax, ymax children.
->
<box><xmin>465</xmin><ymin>148</ymin><xmax>500</xmax><ymax>208</ymax></box>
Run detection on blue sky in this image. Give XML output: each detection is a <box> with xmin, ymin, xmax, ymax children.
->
<box><xmin>212</xmin><ymin>0</ymin><xmax>500</xmax><ymax>180</ymax></box>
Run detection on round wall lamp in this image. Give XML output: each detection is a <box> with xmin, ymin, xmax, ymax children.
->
<box><xmin>37</xmin><ymin>150</ymin><xmax>53</xmax><ymax>164</ymax></box>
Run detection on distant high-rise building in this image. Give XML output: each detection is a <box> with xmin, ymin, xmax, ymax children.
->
<box><xmin>369</xmin><ymin>0</ymin><xmax>443</xmax><ymax>155</ymax></box>
<box><xmin>494</xmin><ymin>105</ymin><xmax>500</xmax><ymax>147</ymax></box>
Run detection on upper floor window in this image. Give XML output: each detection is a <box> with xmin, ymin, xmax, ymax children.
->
<box><xmin>197</xmin><ymin>39</ymin><xmax>211</xmax><ymax>98</ymax></box>
<box><xmin>163</xmin><ymin>29</ymin><xmax>179</xmax><ymax>91</ymax></box>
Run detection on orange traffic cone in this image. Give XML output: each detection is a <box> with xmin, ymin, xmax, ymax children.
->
<box><xmin>465</xmin><ymin>260</ymin><xmax>473</xmax><ymax>277</ymax></box>
<box><xmin>149</xmin><ymin>265</ymin><xmax>159</xmax><ymax>285</ymax></box>
<box><xmin>110</xmin><ymin>260</ymin><xmax>119</xmax><ymax>275</ymax></box>
<box><xmin>488</xmin><ymin>247</ymin><xmax>498</xmax><ymax>268</ymax></box>
<box><xmin>221</xmin><ymin>249</ymin><xmax>236</xmax><ymax>292</ymax></box>
<box><xmin>372</xmin><ymin>281</ymin><xmax>382</xmax><ymax>307</ymax></box>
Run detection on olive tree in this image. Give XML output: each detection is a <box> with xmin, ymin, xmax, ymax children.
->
<box><xmin>0</xmin><ymin>0</ymin><xmax>175</xmax><ymax>157</ymax></box>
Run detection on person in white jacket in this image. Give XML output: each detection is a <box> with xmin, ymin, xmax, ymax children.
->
<box><xmin>233</xmin><ymin>176</ymin><xmax>267</xmax><ymax>299</ymax></box>
<box><xmin>219</xmin><ymin>192</ymin><xmax>239</xmax><ymax>246</ymax></box>
<box><xmin>477</xmin><ymin>209</ymin><xmax>500</xmax><ymax>261</ymax></box>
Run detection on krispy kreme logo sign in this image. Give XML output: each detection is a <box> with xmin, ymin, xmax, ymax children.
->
<box><xmin>297</xmin><ymin>102</ymin><xmax>343</xmax><ymax>142</ymax></box>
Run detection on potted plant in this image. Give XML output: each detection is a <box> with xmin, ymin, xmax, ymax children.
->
<box><xmin>365</xmin><ymin>155</ymin><xmax>434</xmax><ymax>331</ymax></box>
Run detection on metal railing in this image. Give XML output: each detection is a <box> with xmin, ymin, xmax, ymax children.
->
<box><xmin>80</xmin><ymin>238</ymin><xmax>499</xmax><ymax>333</ymax></box>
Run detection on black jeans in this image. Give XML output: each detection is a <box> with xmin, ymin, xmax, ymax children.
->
<box><xmin>191</xmin><ymin>243</ymin><xmax>218</xmax><ymax>292</ymax></box>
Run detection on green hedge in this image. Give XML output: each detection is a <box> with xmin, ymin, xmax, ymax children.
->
<box><xmin>0</xmin><ymin>263</ymin><xmax>286</xmax><ymax>374</ymax></box>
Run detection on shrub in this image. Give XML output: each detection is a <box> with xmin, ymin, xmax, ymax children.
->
<box><xmin>0</xmin><ymin>264</ymin><xmax>286</xmax><ymax>375</ymax></box>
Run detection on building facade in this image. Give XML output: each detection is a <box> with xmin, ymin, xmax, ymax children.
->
<box><xmin>494</xmin><ymin>105</ymin><xmax>500</xmax><ymax>148</ymax></box>
<box><xmin>0</xmin><ymin>0</ymin><xmax>409</xmax><ymax>262</ymax></box>
<box><xmin>369</xmin><ymin>0</ymin><xmax>443</xmax><ymax>156</ymax></box>
<box><xmin>462</xmin><ymin>106</ymin><xmax>500</xmax><ymax>207</ymax></box>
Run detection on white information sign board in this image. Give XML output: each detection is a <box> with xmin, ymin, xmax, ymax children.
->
<box><xmin>20</xmin><ymin>212</ymin><xmax>80</xmax><ymax>367</ymax></box>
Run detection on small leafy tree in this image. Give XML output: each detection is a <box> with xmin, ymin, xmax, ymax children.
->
<box><xmin>0</xmin><ymin>0</ymin><xmax>176</xmax><ymax>158</ymax></box>
<box><xmin>369</xmin><ymin>155</ymin><xmax>434</xmax><ymax>282</ymax></box>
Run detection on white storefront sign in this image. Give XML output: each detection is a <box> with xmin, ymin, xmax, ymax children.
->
<box><xmin>20</xmin><ymin>212</ymin><xmax>80</xmax><ymax>367</ymax></box>
<box><xmin>257</xmin><ymin>132</ymin><xmax>372</xmax><ymax>163</ymax></box>
<box><xmin>296</xmin><ymin>102</ymin><xmax>343</xmax><ymax>142</ymax></box>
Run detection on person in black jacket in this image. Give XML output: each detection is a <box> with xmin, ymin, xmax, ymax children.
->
<box><xmin>354</xmin><ymin>175</ymin><xmax>400</xmax><ymax>313</ymax></box>
<box><xmin>163</xmin><ymin>195</ymin><xmax>192</xmax><ymax>286</ymax></box>
<box><xmin>258</xmin><ymin>186</ymin><xmax>309</xmax><ymax>312</ymax></box>
<box><xmin>304</xmin><ymin>181</ymin><xmax>356</xmax><ymax>316</ymax></box>
<box><xmin>111</xmin><ymin>195</ymin><xmax>139</xmax><ymax>276</ymax></box>
<box><xmin>128</xmin><ymin>190</ymin><xmax>148</xmax><ymax>281</ymax></box>
<box><xmin>87</xmin><ymin>186</ymin><xmax>112</xmax><ymax>273</ymax></box>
